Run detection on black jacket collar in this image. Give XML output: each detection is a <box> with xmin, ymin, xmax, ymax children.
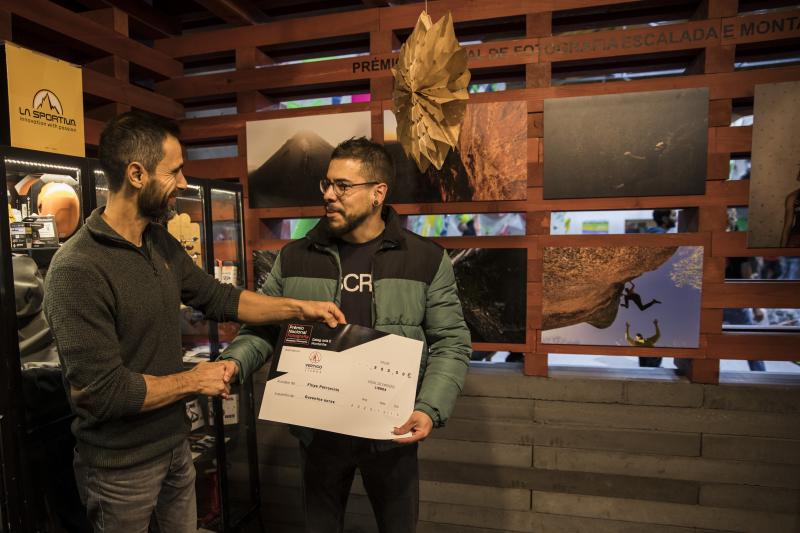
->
<box><xmin>305</xmin><ymin>205</ymin><xmax>405</xmax><ymax>249</ymax></box>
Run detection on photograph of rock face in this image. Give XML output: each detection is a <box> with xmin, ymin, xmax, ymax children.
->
<box><xmin>253</xmin><ymin>250</ymin><xmax>278</xmax><ymax>292</ymax></box>
<box><xmin>246</xmin><ymin>111</ymin><xmax>372</xmax><ymax>208</ymax></box>
<box><xmin>543</xmin><ymin>88</ymin><xmax>708</xmax><ymax>199</ymax></box>
<box><xmin>541</xmin><ymin>246</ymin><xmax>703</xmax><ymax>348</ymax></box>
<box><xmin>748</xmin><ymin>80</ymin><xmax>800</xmax><ymax>248</ymax></box>
<box><xmin>449</xmin><ymin>248</ymin><xmax>527</xmax><ymax>344</ymax></box>
<box><xmin>384</xmin><ymin>101</ymin><xmax>528</xmax><ymax>204</ymax></box>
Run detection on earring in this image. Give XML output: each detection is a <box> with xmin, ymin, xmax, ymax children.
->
<box><xmin>372</xmin><ymin>199</ymin><xmax>379</xmax><ymax>207</ymax></box>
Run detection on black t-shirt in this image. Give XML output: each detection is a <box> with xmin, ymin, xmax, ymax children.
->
<box><xmin>337</xmin><ymin>233</ymin><xmax>383</xmax><ymax>328</ymax></box>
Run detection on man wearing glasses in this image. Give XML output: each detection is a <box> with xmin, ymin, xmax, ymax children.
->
<box><xmin>220</xmin><ymin>137</ymin><xmax>471</xmax><ymax>533</ymax></box>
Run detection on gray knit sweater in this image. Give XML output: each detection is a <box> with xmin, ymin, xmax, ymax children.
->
<box><xmin>44</xmin><ymin>207</ymin><xmax>242</xmax><ymax>468</ymax></box>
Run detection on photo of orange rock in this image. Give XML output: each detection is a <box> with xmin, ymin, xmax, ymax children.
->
<box><xmin>542</xmin><ymin>246</ymin><xmax>703</xmax><ymax>348</ymax></box>
<box><xmin>384</xmin><ymin>101</ymin><xmax>528</xmax><ymax>203</ymax></box>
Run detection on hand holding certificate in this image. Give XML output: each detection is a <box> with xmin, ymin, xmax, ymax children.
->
<box><xmin>258</xmin><ymin>322</ymin><xmax>424</xmax><ymax>440</ymax></box>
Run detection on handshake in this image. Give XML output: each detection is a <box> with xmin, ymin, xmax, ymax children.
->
<box><xmin>185</xmin><ymin>360</ymin><xmax>239</xmax><ymax>399</ymax></box>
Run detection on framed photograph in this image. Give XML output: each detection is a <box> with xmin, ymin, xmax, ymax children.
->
<box><xmin>385</xmin><ymin>101</ymin><xmax>528</xmax><ymax>204</ymax></box>
<box><xmin>748</xmin><ymin>81</ymin><xmax>800</xmax><ymax>248</ymax></box>
<box><xmin>246</xmin><ymin>111</ymin><xmax>372</xmax><ymax>208</ymax></box>
<box><xmin>541</xmin><ymin>246</ymin><xmax>703</xmax><ymax>348</ymax></box>
<box><xmin>544</xmin><ymin>88</ymin><xmax>708</xmax><ymax>199</ymax></box>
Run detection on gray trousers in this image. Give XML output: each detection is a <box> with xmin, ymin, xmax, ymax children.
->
<box><xmin>74</xmin><ymin>440</ymin><xmax>197</xmax><ymax>533</ymax></box>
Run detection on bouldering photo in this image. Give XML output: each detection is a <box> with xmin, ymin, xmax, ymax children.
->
<box><xmin>541</xmin><ymin>246</ymin><xmax>703</xmax><ymax>348</ymax></box>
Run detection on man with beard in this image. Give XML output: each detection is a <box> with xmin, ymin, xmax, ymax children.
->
<box><xmin>44</xmin><ymin>111</ymin><xmax>345</xmax><ymax>533</ymax></box>
<box><xmin>219</xmin><ymin>137</ymin><xmax>471</xmax><ymax>533</ymax></box>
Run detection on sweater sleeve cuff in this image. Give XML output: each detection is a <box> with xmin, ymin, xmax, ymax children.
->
<box><xmin>224</xmin><ymin>287</ymin><xmax>244</xmax><ymax>322</ymax></box>
<box><xmin>125</xmin><ymin>373</ymin><xmax>148</xmax><ymax>416</ymax></box>
<box><xmin>414</xmin><ymin>402</ymin><xmax>442</xmax><ymax>428</ymax></box>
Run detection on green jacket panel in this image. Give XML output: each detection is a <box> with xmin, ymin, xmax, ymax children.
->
<box><xmin>220</xmin><ymin>207</ymin><xmax>470</xmax><ymax>439</ymax></box>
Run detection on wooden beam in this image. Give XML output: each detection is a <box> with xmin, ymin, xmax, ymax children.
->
<box><xmin>83</xmin><ymin>68</ymin><xmax>183</xmax><ymax>119</ymax></box>
<box><xmin>703</xmin><ymin>282</ymin><xmax>800</xmax><ymax>309</ymax></box>
<box><xmin>156</xmin><ymin>8</ymin><xmax>380</xmax><ymax>59</ymax></box>
<box><xmin>194</xmin><ymin>0</ymin><xmax>268</xmax><ymax>26</ymax></box>
<box><xmin>72</xmin><ymin>0</ymin><xmax>180</xmax><ymax>36</ymax></box>
<box><xmin>0</xmin><ymin>0</ymin><xmax>181</xmax><ymax>78</ymax></box>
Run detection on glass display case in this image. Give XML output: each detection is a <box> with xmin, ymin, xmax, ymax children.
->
<box><xmin>1</xmin><ymin>146</ymin><xmax>92</xmax><ymax>532</ymax></box>
<box><xmin>174</xmin><ymin>177</ymin><xmax>261</xmax><ymax>533</ymax></box>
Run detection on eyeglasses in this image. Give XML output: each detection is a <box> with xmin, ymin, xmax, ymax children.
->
<box><xmin>319</xmin><ymin>178</ymin><xmax>380</xmax><ymax>197</ymax></box>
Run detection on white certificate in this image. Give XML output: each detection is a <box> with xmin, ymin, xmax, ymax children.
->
<box><xmin>258</xmin><ymin>322</ymin><xmax>423</xmax><ymax>440</ymax></box>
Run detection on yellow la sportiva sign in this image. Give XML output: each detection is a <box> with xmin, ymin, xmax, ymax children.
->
<box><xmin>5</xmin><ymin>42</ymin><xmax>85</xmax><ymax>157</ymax></box>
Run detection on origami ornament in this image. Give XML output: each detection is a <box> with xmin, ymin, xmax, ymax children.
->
<box><xmin>392</xmin><ymin>11</ymin><xmax>471</xmax><ymax>173</ymax></box>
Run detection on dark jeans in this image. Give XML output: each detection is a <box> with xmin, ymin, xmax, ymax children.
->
<box><xmin>74</xmin><ymin>440</ymin><xmax>197</xmax><ymax>533</ymax></box>
<box><xmin>300</xmin><ymin>431</ymin><xmax>419</xmax><ymax>533</ymax></box>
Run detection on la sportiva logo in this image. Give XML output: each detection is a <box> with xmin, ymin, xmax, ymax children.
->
<box><xmin>18</xmin><ymin>89</ymin><xmax>77</xmax><ymax>127</ymax></box>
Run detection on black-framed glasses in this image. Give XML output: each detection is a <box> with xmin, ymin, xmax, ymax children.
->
<box><xmin>319</xmin><ymin>178</ymin><xmax>380</xmax><ymax>197</ymax></box>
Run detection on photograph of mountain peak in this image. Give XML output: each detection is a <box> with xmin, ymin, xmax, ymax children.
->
<box><xmin>246</xmin><ymin>111</ymin><xmax>372</xmax><ymax>208</ymax></box>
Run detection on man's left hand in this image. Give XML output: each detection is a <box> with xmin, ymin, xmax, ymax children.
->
<box><xmin>392</xmin><ymin>410</ymin><xmax>433</xmax><ymax>444</ymax></box>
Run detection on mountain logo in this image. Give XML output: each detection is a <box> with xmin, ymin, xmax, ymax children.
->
<box><xmin>32</xmin><ymin>89</ymin><xmax>64</xmax><ymax>115</ymax></box>
<box><xmin>18</xmin><ymin>88</ymin><xmax>76</xmax><ymax>127</ymax></box>
<box><xmin>309</xmin><ymin>352</ymin><xmax>322</xmax><ymax>364</ymax></box>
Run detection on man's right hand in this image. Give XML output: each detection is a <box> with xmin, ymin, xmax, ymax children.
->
<box><xmin>297</xmin><ymin>300</ymin><xmax>346</xmax><ymax>328</ymax></box>
<box><xmin>187</xmin><ymin>361</ymin><xmax>231</xmax><ymax>397</ymax></box>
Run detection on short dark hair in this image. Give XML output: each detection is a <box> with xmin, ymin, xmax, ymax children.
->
<box><xmin>652</xmin><ymin>209</ymin><xmax>673</xmax><ymax>226</ymax></box>
<box><xmin>330</xmin><ymin>137</ymin><xmax>394</xmax><ymax>189</ymax></box>
<box><xmin>98</xmin><ymin>111</ymin><xmax>180</xmax><ymax>192</ymax></box>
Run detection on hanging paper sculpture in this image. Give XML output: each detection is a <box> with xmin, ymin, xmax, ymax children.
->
<box><xmin>392</xmin><ymin>11</ymin><xmax>471</xmax><ymax>173</ymax></box>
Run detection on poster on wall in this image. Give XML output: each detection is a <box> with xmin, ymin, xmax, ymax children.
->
<box><xmin>449</xmin><ymin>248</ymin><xmax>527</xmax><ymax>344</ymax></box>
<box><xmin>255</xmin><ymin>247</ymin><xmax>527</xmax><ymax>344</ymax></box>
<box><xmin>246</xmin><ymin>111</ymin><xmax>372</xmax><ymax>208</ymax></box>
<box><xmin>384</xmin><ymin>101</ymin><xmax>528</xmax><ymax>204</ymax></box>
<box><xmin>3</xmin><ymin>42</ymin><xmax>85</xmax><ymax>157</ymax></box>
<box><xmin>541</xmin><ymin>246</ymin><xmax>703</xmax><ymax>348</ymax></box>
<box><xmin>747</xmin><ymin>81</ymin><xmax>800</xmax><ymax>248</ymax></box>
<box><xmin>543</xmin><ymin>88</ymin><xmax>708</xmax><ymax>199</ymax></box>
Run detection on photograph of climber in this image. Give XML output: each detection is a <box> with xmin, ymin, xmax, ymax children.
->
<box><xmin>541</xmin><ymin>246</ymin><xmax>703</xmax><ymax>348</ymax></box>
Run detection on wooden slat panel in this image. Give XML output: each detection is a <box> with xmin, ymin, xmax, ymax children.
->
<box><xmin>712</xmin><ymin>126</ymin><xmax>751</xmax><ymax>153</ymax></box>
<box><xmin>539</xmin><ymin>342</ymin><xmax>706</xmax><ymax>358</ymax></box>
<box><xmin>378</xmin><ymin>0</ymin><xmax>641</xmax><ymax>31</ymax></box>
<box><xmin>155</xmin><ymin>9</ymin><xmax>380</xmax><ymax>58</ymax></box>
<box><xmin>83</xmin><ymin>69</ymin><xmax>183</xmax><ymax>119</ymax></box>
<box><xmin>85</xmin><ymin>117</ymin><xmax>104</xmax><ymax>146</ymax></box>
<box><xmin>721</xmin><ymin>10</ymin><xmax>800</xmax><ymax>46</ymax></box>
<box><xmin>176</xmin><ymin>66</ymin><xmax>800</xmax><ymax>144</ymax></box>
<box><xmin>703</xmin><ymin>282</ymin><xmax>800</xmax><ymax>309</ymax></box>
<box><xmin>539</xmin><ymin>20</ymin><xmax>721</xmax><ymax>63</ymax></box>
<box><xmin>0</xmin><ymin>0</ymin><xmax>181</xmax><ymax>77</ymax></box>
<box><xmin>707</xmin><ymin>333</ymin><xmax>799</xmax><ymax>359</ymax></box>
<box><xmin>539</xmin><ymin>233</ymin><xmax>707</xmax><ymax>248</ymax></box>
<box><xmin>184</xmin><ymin>156</ymin><xmax>242</xmax><ymax>179</ymax></box>
<box><xmin>711</xmin><ymin>232</ymin><xmax>800</xmax><ymax>258</ymax></box>
<box><xmin>158</xmin><ymin>11</ymin><xmax>800</xmax><ymax>100</ymax></box>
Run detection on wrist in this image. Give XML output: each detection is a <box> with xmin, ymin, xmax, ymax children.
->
<box><xmin>176</xmin><ymin>371</ymin><xmax>195</xmax><ymax>396</ymax></box>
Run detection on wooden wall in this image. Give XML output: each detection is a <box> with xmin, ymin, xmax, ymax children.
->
<box><xmin>152</xmin><ymin>0</ymin><xmax>800</xmax><ymax>385</ymax></box>
<box><xmin>245</xmin><ymin>365</ymin><xmax>800</xmax><ymax>532</ymax></box>
<box><xmin>0</xmin><ymin>3</ymin><xmax>795</xmax><ymax>384</ymax></box>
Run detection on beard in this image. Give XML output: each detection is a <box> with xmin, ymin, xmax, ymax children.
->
<box><xmin>325</xmin><ymin>204</ymin><xmax>372</xmax><ymax>237</ymax></box>
<box><xmin>139</xmin><ymin>182</ymin><xmax>176</xmax><ymax>224</ymax></box>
